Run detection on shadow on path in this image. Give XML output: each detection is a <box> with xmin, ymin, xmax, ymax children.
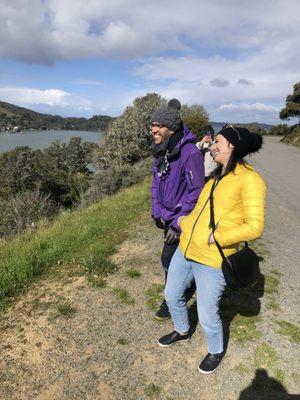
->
<box><xmin>238</xmin><ymin>369</ymin><xmax>300</xmax><ymax>400</ymax></box>
<box><xmin>187</xmin><ymin>272</ymin><xmax>265</xmax><ymax>345</ymax></box>
<box><xmin>186</xmin><ymin>272</ymin><xmax>265</xmax><ymax>343</ymax></box>
<box><xmin>220</xmin><ymin>272</ymin><xmax>265</xmax><ymax>351</ymax></box>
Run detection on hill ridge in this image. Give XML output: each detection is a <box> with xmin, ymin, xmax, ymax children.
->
<box><xmin>0</xmin><ymin>100</ymin><xmax>114</xmax><ymax>132</ymax></box>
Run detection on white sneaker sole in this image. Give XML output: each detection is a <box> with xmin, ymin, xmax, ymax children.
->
<box><xmin>198</xmin><ymin>357</ymin><xmax>224</xmax><ymax>374</ymax></box>
<box><xmin>157</xmin><ymin>337</ymin><xmax>190</xmax><ymax>347</ymax></box>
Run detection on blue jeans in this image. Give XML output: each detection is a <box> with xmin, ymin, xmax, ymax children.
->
<box><xmin>165</xmin><ymin>247</ymin><xmax>226</xmax><ymax>354</ymax></box>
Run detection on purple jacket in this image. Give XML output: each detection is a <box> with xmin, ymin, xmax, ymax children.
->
<box><xmin>151</xmin><ymin>127</ymin><xmax>205</xmax><ymax>234</ymax></box>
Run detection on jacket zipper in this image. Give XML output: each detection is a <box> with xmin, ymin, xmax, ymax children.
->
<box><xmin>184</xmin><ymin>179</ymin><xmax>219</xmax><ymax>259</ymax></box>
<box><xmin>184</xmin><ymin>196</ymin><xmax>210</xmax><ymax>259</ymax></box>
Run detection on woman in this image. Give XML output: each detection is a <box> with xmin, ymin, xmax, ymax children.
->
<box><xmin>157</xmin><ymin>125</ymin><xmax>266</xmax><ymax>374</ymax></box>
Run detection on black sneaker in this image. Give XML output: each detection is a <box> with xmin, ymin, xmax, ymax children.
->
<box><xmin>154</xmin><ymin>300</ymin><xmax>171</xmax><ymax>320</ymax></box>
<box><xmin>158</xmin><ymin>330</ymin><xmax>190</xmax><ymax>347</ymax></box>
<box><xmin>198</xmin><ymin>352</ymin><xmax>224</xmax><ymax>374</ymax></box>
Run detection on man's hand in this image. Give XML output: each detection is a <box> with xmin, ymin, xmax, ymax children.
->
<box><xmin>153</xmin><ymin>217</ymin><xmax>165</xmax><ymax>230</ymax></box>
<box><xmin>165</xmin><ymin>228</ymin><xmax>179</xmax><ymax>244</ymax></box>
<box><xmin>177</xmin><ymin>216</ymin><xmax>185</xmax><ymax>227</ymax></box>
<box><xmin>198</xmin><ymin>135</ymin><xmax>213</xmax><ymax>148</ymax></box>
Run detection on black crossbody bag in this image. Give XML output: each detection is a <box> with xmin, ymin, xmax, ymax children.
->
<box><xmin>209</xmin><ymin>179</ymin><xmax>260</xmax><ymax>290</ymax></box>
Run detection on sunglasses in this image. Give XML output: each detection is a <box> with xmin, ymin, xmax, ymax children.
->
<box><xmin>222</xmin><ymin>123</ymin><xmax>241</xmax><ymax>140</ymax></box>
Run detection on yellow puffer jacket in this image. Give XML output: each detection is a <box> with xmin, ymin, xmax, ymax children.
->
<box><xmin>179</xmin><ymin>163</ymin><xmax>266</xmax><ymax>268</ymax></box>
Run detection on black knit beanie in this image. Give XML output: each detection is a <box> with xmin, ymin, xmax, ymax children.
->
<box><xmin>219</xmin><ymin>126</ymin><xmax>263</xmax><ymax>157</ymax></box>
<box><xmin>150</xmin><ymin>98</ymin><xmax>182</xmax><ymax>132</ymax></box>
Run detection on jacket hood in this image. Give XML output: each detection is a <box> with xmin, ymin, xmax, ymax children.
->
<box><xmin>233</xmin><ymin>163</ymin><xmax>254</xmax><ymax>174</ymax></box>
<box><xmin>177</xmin><ymin>125</ymin><xmax>197</xmax><ymax>148</ymax></box>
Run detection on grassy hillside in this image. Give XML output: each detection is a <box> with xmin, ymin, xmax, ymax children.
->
<box><xmin>0</xmin><ymin>100</ymin><xmax>113</xmax><ymax>131</ymax></box>
<box><xmin>281</xmin><ymin>126</ymin><xmax>300</xmax><ymax>147</ymax></box>
<box><xmin>0</xmin><ymin>104</ymin><xmax>17</xmax><ymax>117</ymax></box>
<box><xmin>0</xmin><ymin>177</ymin><xmax>151</xmax><ymax>305</ymax></box>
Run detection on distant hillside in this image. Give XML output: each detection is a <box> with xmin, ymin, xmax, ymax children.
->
<box><xmin>0</xmin><ymin>100</ymin><xmax>275</xmax><ymax>134</ymax></box>
<box><xmin>211</xmin><ymin>121</ymin><xmax>274</xmax><ymax>134</ymax></box>
<box><xmin>0</xmin><ymin>101</ymin><xmax>114</xmax><ymax>132</ymax></box>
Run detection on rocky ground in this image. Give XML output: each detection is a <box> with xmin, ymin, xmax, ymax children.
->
<box><xmin>0</xmin><ymin>137</ymin><xmax>299</xmax><ymax>400</ymax></box>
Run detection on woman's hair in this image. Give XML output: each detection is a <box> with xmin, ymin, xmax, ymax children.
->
<box><xmin>210</xmin><ymin>148</ymin><xmax>247</xmax><ymax>178</ymax></box>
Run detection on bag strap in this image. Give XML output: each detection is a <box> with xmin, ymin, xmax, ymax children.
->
<box><xmin>209</xmin><ymin>179</ymin><xmax>227</xmax><ymax>263</ymax></box>
<box><xmin>209</xmin><ymin>178</ymin><xmax>247</xmax><ymax>263</ymax></box>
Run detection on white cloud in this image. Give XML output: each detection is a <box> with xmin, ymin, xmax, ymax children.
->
<box><xmin>0</xmin><ymin>0</ymin><xmax>299</xmax><ymax>63</ymax></box>
<box><xmin>218</xmin><ymin>103</ymin><xmax>280</xmax><ymax>112</ymax></box>
<box><xmin>0</xmin><ymin>86</ymin><xmax>92</xmax><ymax>110</ymax></box>
<box><xmin>130</xmin><ymin>39</ymin><xmax>298</xmax><ymax>123</ymax></box>
<box><xmin>0</xmin><ymin>87</ymin><xmax>70</xmax><ymax>106</ymax></box>
<box><xmin>0</xmin><ymin>0</ymin><xmax>299</xmax><ymax>123</ymax></box>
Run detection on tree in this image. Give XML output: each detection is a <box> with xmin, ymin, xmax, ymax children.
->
<box><xmin>0</xmin><ymin>147</ymin><xmax>42</xmax><ymax>198</ymax></box>
<box><xmin>280</xmin><ymin>82</ymin><xmax>300</xmax><ymax>121</ymax></box>
<box><xmin>45</xmin><ymin>140</ymin><xmax>68</xmax><ymax>171</ymax></box>
<box><xmin>94</xmin><ymin>93</ymin><xmax>166</xmax><ymax>168</ymax></box>
<box><xmin>65</xmin><ymin>137</ymin><xmax>88</xmax><ymax>174</ymax></box>
<box><xmin>94</xmin><ymin>93</ymin><xmax>210</xmax><ymax>169</ymax></box>
<box><xmin>269</xmin><ymin>124</ymin><xmax>289</xmax><ymax>136</ymax></box>
<box><xmin>181</xmin><ymin>104</ymin><xmax>209</xmax><ymax>139</ymax></box>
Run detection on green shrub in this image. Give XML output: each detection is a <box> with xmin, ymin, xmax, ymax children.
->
<box><xmin>0</xmin><ymin>190</ymin><xmax>57</xmax><ymax>238</ymax></box>
<box><xmin>82</xmin><ymin>157</ymin><xmax>152</xmax><ymax>206</ymax></box>
<box><xmin>269</xmin><ymin>124</ymin><xmax>289</xmax><ymax>136</ymax></box>
<box><xmin>94</xmin><ymin>93</ymin><xmax>165</xmax><ymax>168</ymax></box>
<box><xmin>181</xmin><ymin>104</ymin><xmax>209</xmax><ymax>138</ymax></box>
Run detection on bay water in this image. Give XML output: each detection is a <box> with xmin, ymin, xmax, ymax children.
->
<box><xmin>0</xmin><ymin>130</ymin><xmax>103</xmax><ymax>153</ymax></box>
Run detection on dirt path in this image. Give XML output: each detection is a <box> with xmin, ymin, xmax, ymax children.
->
<box><xmin>251</xmin><ymin>137</ymin><xmax>300</xmax><ymax>321</ymax></box>
<box><xmin>0</xmin><ymin>137</ymin><xmax>299</xmax><ymax>400</ymax></box>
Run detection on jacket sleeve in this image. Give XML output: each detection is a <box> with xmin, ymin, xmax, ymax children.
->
<box><xmin>150</xmin><ymin>161</ymin><xmax>161</xmax><ymax>218</ymax></box>
<box><xmin>214</xmin><ymin>173</ymin><xmax>266</xmax><ymax>247</ymax></box>
<box><xmin>170</xmin><ymin>149</ymin><xmax>205</xmax><ymax>234</ymax></box>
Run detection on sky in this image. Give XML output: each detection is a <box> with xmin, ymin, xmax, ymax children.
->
<box><xmin>0</xmin><ymin>0</ymin><xmax>299</xmax><ymax>124</ymax></box>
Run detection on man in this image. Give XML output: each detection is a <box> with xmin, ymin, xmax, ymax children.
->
<box><xmin>150</xmin><ymin>99</ymin><xmax>205</xmax><ymax>320</ymax></box>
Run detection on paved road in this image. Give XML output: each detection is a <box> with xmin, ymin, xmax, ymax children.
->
<box><xmin>251</xmin><ymin>136</ymin><xmax>300</xmax><ymax>218</ymax></box>
<box><xmin>251</xmin><ymin>136</ymin><xmax>300</xmax><ymax>325</ymax></box>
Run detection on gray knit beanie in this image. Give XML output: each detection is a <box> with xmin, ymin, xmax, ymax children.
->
<box><xmin>150</xmin><ymin>98</ymin><xmax>182</xmax><ymax>132</ymax></box>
